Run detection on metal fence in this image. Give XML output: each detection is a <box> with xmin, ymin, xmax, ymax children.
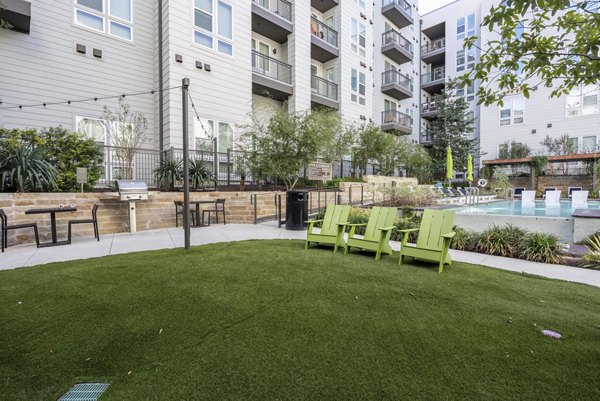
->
<box><xmin>97</xmin><ymin>146</ymin><xmax>384</xmax><ymax>188</ymax></box>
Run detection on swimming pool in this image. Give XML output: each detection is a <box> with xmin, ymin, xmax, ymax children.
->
<box><xmin>454</xmin><ymin>200</ymin><xmax>600</xmax><ymax>242</ymax></box>
<box><xmin>456</xmin><ymin>200</ymin><xmax>600</xmax><ymax>218</ymax></box>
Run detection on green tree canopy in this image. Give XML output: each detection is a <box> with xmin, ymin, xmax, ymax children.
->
<box><xmin>351</xmin><ymin>124</ymin><xmax>396</xmax><ymax>176</ymax></box>
<box><xmin>461</xmin><ymin>0</ymin><xmax>600</xmax><ymax>105</ymax></box>
<box><xmin>427</xmin><ymin>82</ymin><xmax>480</xmax><ymax>179</ymax></box>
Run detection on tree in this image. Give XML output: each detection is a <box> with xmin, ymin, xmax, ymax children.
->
<box><xmin>540</xmin><ymin>133</ymin><xmax>578</xmax><ymax>174</ymax></box>
<box><xmin>427</xmin><ymin>82</ymin><xmax>479</xmax><ymax>180</ymax></box>
<box><xmin>100</xmin><ymin>100</ymin><xmax>148</xmax><ymax>180</ymax></box>
<box><xmin>403</xmin><ymin>142</ymin><xmax>433</xmax><ymax>184</ymax></box>
<box><xmin>351</xmin><ymin>124</ymin><xmax>396</xmax><ymax>176</ymax></box>
<box><xmin>498</xmin><ymin>140</ymin><xmax>532</xmax><ymax>159</ymax></box>
<box><xmin>238</xmin><ymin>105</ymin><xmax>335</xmax><ymax>190</ymax></box>
<box><xmin>461</xmin><ymin>0</ymin><xmax>600</xmax><ymax>105</ymax></box>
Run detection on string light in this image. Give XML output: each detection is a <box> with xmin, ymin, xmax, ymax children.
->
<box><xmin>187</xmin><ymin>91</ymin><xmax>212</xmax><ymax>139</ymax></box>
<box><xmin>0</xmin><ymin>86</ymin><xmax>183</xmax><ymax>111</ymax></box>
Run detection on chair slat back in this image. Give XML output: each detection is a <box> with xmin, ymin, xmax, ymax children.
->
<box><xmin>416</xmin><ymin>209</ymin><xmax>455</xmax><ymax>251</ymax></box>
<box><xmin>363</xmin><ymin>207</ymin><xmax>397</xmax><ymax>241</ymax></box>
<box><xmin>320</xmin><ymin>205</ymin><xmax>350</xmax><ymax>236</ymax></box>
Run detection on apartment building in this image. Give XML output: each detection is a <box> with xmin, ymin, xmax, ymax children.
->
<box><xmin>421</xmin><ymin>0</ymin><xmax>600</xmax><ymax>174</ymax></box>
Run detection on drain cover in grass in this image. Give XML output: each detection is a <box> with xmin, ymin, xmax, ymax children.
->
<box><xmin>58</xmin><ymin>383</ymin><xmax>110</xmax><ymax>401</ymax></box>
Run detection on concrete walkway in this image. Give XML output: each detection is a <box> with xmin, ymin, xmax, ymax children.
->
<box><xmin>2</xmin><ymin>223</ymin><xmax>600</xmax><ymax>288</ymax></box>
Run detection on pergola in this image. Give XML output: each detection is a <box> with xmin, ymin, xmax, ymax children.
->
<box><xmin>482</xmin><ymin>153</ymin><xmax>600</xmax><ymax>190</ymax></box>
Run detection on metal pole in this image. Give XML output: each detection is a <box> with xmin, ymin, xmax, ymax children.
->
<box><xmin>227</xmin><ymin>148</ymin><xmax>231</xmax><ymax>186</ymax></box>
<box><xmin>182</xmin><ymin>78</ymin><xmax>191</xmax><ymax>250</ymax></box>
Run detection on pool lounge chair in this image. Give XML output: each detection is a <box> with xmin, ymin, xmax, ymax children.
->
<box><xmin>568</xmin><ymin>187</ymin><xmax>583</xmax><ymax>198</ymax></box>
<box><xmin>455</xmin><ymin>187</ymin><xmax>468</xmax><ymax>197</ymax></box>
<box><xmin>513</xmin><ymin>187</ymin><xmax>525</xmax><ymax>198</ymax></box>
<box><xmin>545</xmin><ymin>190</ymin><xmax>561</xmax><ymax>206</ymax></box>
<box><xmin>543</xmin><ymin>187</ymin><xmax>557</xmax><ymax>198</ymax></box>
<box><xmin>572</xmin><ymin>190</ymin><xmax>589</xmax><ymax>206</ymax></box>
<box><xmin>521</xmin><ymin>191</ymin><xmax>536</xmax><ymax>207</ymax></box>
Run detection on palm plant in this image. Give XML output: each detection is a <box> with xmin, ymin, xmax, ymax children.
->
<box><xmin>154</xmin><ymin>159</ymin><xmax>182</xmax><ymax>191</ymax></box>
<box><xmin>0</xmin><ymin>144</ymin><xmax>57</xmax><ymax>192</ymax></box>
<box><xmin>189</xmin><ymin>159</ymin><xmax>216</xmax><ymax>190</ymax></box>
<box><xmin>582</xmin><ymin>234</ymin><xmax>600</xmax><ymax>269</ymax></box>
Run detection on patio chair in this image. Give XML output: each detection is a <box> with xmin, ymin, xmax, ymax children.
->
<box><xmin>456</xmin><ymin>187</ymin><xmax>468</xmax><ymax>197</ymax></box>
<box><xmin>545</xmin><ymin>190</ymin><xmax>561</xmax><ymax>206</ymax></box>
<box><xmin>1</xmin><ymin>209</ymin><xmax>40</xmax><ymax>252</ymax></box>
<box><xmin>343</xmin><ymin>206</ymin><xmax>397</xmax><ymax>261</ymax></box>
<box><xmin>568</xmin><ymin>187</ymin><xmax>583</xmax><ymax>198</ymax></box>
<box><xmin>543</xmin><ymin>187</ymin><xmax>557</xmax><ymax>198</ymax></box>
<box><xmin>398</xmin><ymin>209</ymin><xmax>455</xmax><ymax>273</ymax></box>
<box><xmin>521</xmin><ymin>190</ymin><xmax>536</xmax><ymax>207</ymax></box>
<box><xmin>305</xmin><ymin>204</ymin><xmax>351</xmax><ymax>253</ymax></box>
<box><xmin>513</xmin><ymin>187</ymin><xmax>525</xmax><ymax>198</ymax></box>
<box><xmin>174</xmin><ymin>201</ymin><xmax>197</xmax><ymax>227</ymax></box>
<box><xmin>571</xmin><ymin>190</ymin><xmax>589</xmax><ymax>206</ymax></box>
<box><xmin>202</xmin><ymin>199</ymin><xmax>226</xmax><ymax>225</ymax></box>
<box><xmin>68</xmin><ymin>204</ymin><xmax>100</xmax><ymax>243</ymax></box>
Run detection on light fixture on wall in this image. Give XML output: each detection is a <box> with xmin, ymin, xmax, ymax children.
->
<box><xmin>272</xmin><ymin>48</ymin><xmax>277</xmax><ymax>55</ymax></box>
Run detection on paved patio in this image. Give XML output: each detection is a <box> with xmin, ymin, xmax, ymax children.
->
<box><xmin>2</xmin><ymin>223</ymin><xmax>600</xmax><ymax>288</ymax></box>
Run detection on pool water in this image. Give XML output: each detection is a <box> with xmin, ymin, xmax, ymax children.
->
<box><xmin>456</xmin><ymin>200</ymin><xmax>600</xmax><ymax>218</ymax></box>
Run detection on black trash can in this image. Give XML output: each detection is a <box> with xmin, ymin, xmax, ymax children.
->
<box><xmin>285</xmin><ymin>190</ymin><xmax>309</xmax><ymax>230</ymax></box>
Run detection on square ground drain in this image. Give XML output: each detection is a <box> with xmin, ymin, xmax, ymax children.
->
<box><xmin>58</xmin><ymin>383</ymin><xmax>110</xmax><ymax>401</ymax></box>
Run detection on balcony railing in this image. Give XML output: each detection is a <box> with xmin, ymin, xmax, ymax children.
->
<box><xmin>421</xmin><ymin>131</ymin><xmax>435</xmax><ymax>143</ymax></box>
<box><xmin>382</xmin><ymin>70</ymin><xmax>413</xmax><ymax>91</ymax></box>
<box><xmin>382</xmin><ymin>0</ymin><xmax>412</xmax><ymax>17</ymax></box>
<box><xmin>251</xmin><ymin>50</ymin><xmax>292</xmax><ymax>84</ymax></box>
<box><xmin>421</xmin><ymin>68</ymin><xmax>446</xmax><ymax>84</ymax></box>
<box><xmin>381</xmin><ymin>110</ymin><xmax>413</xmax><ymax>127</ymax></box>
<box><xmin>252</xmin><ymin>0</ymin><xmax>292</xmax><ymax>22</ymax></box>
<box><xmin>311</xmin><ymin>17</ymin><xmax>338</xmax><ymax>48</ymax></box>
<box><xmin>421</xmin><ymin>102</ymin><xmax>440</xmax><ymax>113</ymax></box>
<box><xmin>421</xmin><ymin>38</ymin><xmax>446</xmax><ymax>56</ymax></box>
<box><xmin>381</xmin><ymin>29</ymin><xmax>413</xmax><ymax>54</ymax></box>
<box><xmin>311</xmin><ymin>75</ymin><xmax>338</xmax><ymax>101</ymax></box>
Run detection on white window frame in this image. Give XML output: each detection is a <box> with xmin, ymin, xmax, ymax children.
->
<box><xmin>351</xmin><ymin>18</ymin><xmax>366</xmax><ymax>58</ymax></box>
<box><xmin>353</xmin><ymin>0</ymin><xmax>366</xmax><ymax>10</ymax></box>
<box><xmin>351</xmin><ymin>68</ymin><xmax>366</xmax><ymax>106</ymax></box>
<box><xmin>499</xmin><ymin>96</ymin><xmax>525</xmax><ymax>126</ymax></box>
<box><xmin>193</xmin><ymin>118</ymin><xmax>235</xmax><ymax>153</ymax></box>
<box><xmin>457</xmin><ymin>13</ymin><xmax>475</xmax><ymax>40</ymax></box>
<box><xmin>566</xmin><ymin>85</ymin><xmax>600</xmax><ymax>117</ymax></box>
<box><xmin>73</xmin><ymin>0</ymin><xmax>134</xmax><ymax>42</ymax></box>
<box><xmin>193</xmin><ymin>0</ymin><xmax>234</xmax><ymax>57</ymax></box>
<box><xmin>456</xmin><ymin>82</ymin><xmax>475</xmax><ymax>102</ymax></box>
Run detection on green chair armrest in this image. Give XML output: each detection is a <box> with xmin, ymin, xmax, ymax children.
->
<box><xmin>345</xmin><ymin>223</ymin><xmax>367</xmax><ymax>227</ymax></box>
<box><xmin>380</xmin><ymin>226</ymin><xmax>396</xmax><ymax>232</ymax></box>
<box><xmin>336</xmin><ymin>222</ymin><xmax>349</xmax><ymax>226</ymax></box>
<box><xmin>441</xmin><ymin>232</ymin><xmax>456</xmax><ymax>239</ymax></box>
<box><xmin>305</xmin><ymin>219</ymin><xmax>323</xmax><ymax>224</ymax></box>
<box><xmin>398</xmin><ymin>228</ymin><xmax>419</xmax><ymax>233</ymax></box>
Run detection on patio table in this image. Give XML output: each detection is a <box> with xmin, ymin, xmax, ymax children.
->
<box><xmin>25</xmin><ymin>206</ymin><xmax>77</xmax><ymax>247</ymax></box>
<box><xmin>175</xmin><ymin>200</ymin><xmax>214</xmax><ymax>227</ymax></box>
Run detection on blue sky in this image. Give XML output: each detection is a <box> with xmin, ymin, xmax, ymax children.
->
<box><xmin>419</xmin><ymin>0</ymin><xmax>457</xmax><ymax>15</ymax></box>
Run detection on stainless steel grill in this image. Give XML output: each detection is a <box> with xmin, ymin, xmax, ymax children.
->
<box><xmin>114</xmin><ymin>180</ymin><xmax>148</xmax><ymax>201</ymax></box>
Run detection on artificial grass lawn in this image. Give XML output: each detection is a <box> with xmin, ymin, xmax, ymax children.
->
<box><xmin>1</xmin><ymin>241</ymin><xmax>600</xmax><ymax>400</ymax></box>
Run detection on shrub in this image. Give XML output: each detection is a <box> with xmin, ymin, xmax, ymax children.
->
<box><xmin>189</xmin><ymin>159</ymin><xmax>216</xmax><ymax>190</ymax></box>
<box><xmin>523</xmin><ymin>232</ymin><xmax>564</xmax><ymax>264</ymax></box>
<box><xmin>581</xmin><ymin>234</ymin><xmax>600</xmax><ymax>269</ymax></box>
<box><xmin>390</xmin><ymin>217</ymin><xmax>420</xmax><ymax>242</ymax></box>
<box><xmin>382</xmin><ymin>184</ymin><xmax>441</xmax><ymax>207</ymax></box>
<box><xmin>477</xmin><ymin>225</ymin><xmax>522</xmax><ymax>257</ymax></box>
<box><xmin>1</xmin><ymin>144</ymin><xmax>58</xmax><ymax>192</ymax></box>
<box><xmin>154</xmin><ymin>159</ymin><xmax>182</xmax><ymax>191</ymax></box>
<box><xmin>450</xmin><ymin>226</ymin><xmax>480</xmax><ymax>252</ymax></box>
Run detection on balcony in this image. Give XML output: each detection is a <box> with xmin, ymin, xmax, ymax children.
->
<box><xmin>420</xmin><ymin>131</ymin><xmax>435</xmax><ymax>146</ymax></box>
<box><xmin>421</xmin><ymin>102</ymin><xmax>440</xmax><ymax>120</ymax></box>
<box><xmin>311</xmin><ymin>0</ymin><xmax>339</xmax><ymax>13</ymax></box>
<box><xmin>381</xmin><ymin>29</ymin><xmax>413</xmax><ymax>65</ymax></box>
<box><xmin>0</xmin><ymin>0</ymin><xmax>31</xmax><ymax>34</ymax></box>
<box><xmin>421</xmin><ymin>68</ymin><xmax>446</xmax><ymax>94</ymax></box>
<box><xmin>311</xmin><ymin>17</ymin><xmax>339</xmax><ymax>63</ymax></box>
<box><xmin>381</xmin><ymin>0</ymin><xmax>413</xmax><ymax>30</ymax></box>
<box><xmin>381</xmin><ymin>110</ymin><xmax>413</xmax><ymax>135</ymax></box>
<box><xmin>381</xmin><ymin>70</ymin><xmax>413</xmax><ymax>100</ymax></box>
<box><xmin>251</xmin><ymin>50</ymin><xmax>293</xmax><ymax>100</ymax></box>
<box><xmin>421</xmin><ymin>38</ymin><xmax>446</xmax><ymax>65</ymax></box>
<box><xmin>311</xmin><ymin>75</ymin><xmax>339</xmax><ymax>109</ymax></box>
<box><xmin>251</xmin><ymin>0</ymin><xmax>293</xmax><ymax>44</ymax></box>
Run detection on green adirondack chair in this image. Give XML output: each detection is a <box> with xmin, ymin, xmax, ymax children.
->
<box><xmin>398</xmin><ymin>209</ymin><xmax>456</xmax><ymax>273</ymax></box>
<box><xmin>344</xmin><ymin>207</ymin><xmax>397</xmax><ymax>261</ymax></box>
<box><xmin>305</xmin><ymin>204</ymin><xmax>351</xmax><ymax>253</ymax></box>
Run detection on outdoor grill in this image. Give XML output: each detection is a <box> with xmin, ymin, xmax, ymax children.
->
<box><xmin>114</xmin><ymin>180</ymin><xmax>149</xmax><ymax>233</ymax></box>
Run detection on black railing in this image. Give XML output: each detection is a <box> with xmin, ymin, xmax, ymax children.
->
<box><xmin>382</xmin><ymin>0</ymin><xmax>412</xmax><ymax>16</ymax></box>
<box><xmin>421</xmin><ymin>68</ymin><xmax>446</xmax><ymax>84</ymax></box>
<box><xmin>252</xmin><ymin>0</ymin><xmax>292</xmax><ymax>22</ymax></box>
<box><xmin>311</xmin><ymin>75</ymin><xmax>338</xmax><ymax>100</ymax></box>
<box><xmin>382</xmin><ymin>29</ymin><xmax>413</xmax><ymax>54</ymax></box>
<box><xmin>381</xmin><ymin>110</ymin><xmax>413</xmax><ymax>128</ymax></box>
<box><xmin>381</xmin><ymin>70</ymin><xmax>413</xmax><ymax>92</ymax></box>
<box><xmin>421</xmin><ymin>102</ymin><xmax>439</xmax><ymax>113</ymax></box>
<box><xmin>421</xmin><ymin>37</ymin><xmax>446</xmax><ymax>56</ymax></box>
<box><xmin>251</xmin><ymin>50</ymin><xmax>292</xmax><ymax>84</ymax></box>
<box><xmin>421</xmin><ymin>131</ymin><xmax>435</xmax><ymax>143</ymax></box>
<box><xmin>311</xmin><ymin>17</ymin><xmax>338</xmax><ymax>47</ymax></box>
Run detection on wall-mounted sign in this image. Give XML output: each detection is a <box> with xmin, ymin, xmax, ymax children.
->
<box><xmin>308</xmin><ymin>162</ymin><xmax>332</xmax><ymax>181</ymax></box>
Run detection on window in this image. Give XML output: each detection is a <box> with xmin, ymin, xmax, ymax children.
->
<box><xmin>74</xmin><ymin>0</ymin><xmax>133</xmax><ymax>41</ymax></box>
<box><xmin>77</xmin><ymin>116</ymin><xmax>107</xmax><ymax>145</ymax></box>
<box><xmin>456</xmin><ymin>82</ymin><xmax>475</xmax><ymax>102</ymax></box>
<box><xmin>457</xmin><ymin>14</ymin><xmax>475</xmax><ymax>40</ymax></box>
<box><xmin>457</xmin><ymin>48</ymin><xmax>475</xmax><ymax>72</ymax></box>
<box><xmin>351</xmin><ymin>68</ymin><xmax>366</xmax><ymax>105</ymax></box>
<box><xmin>583</xmin><ymin>136</ymin><xmax>597</xmax><ymax>153</ymax></box>
<box><xmin>456</xmin><ymin>49</ymin><xmax>465</xmax><ymax>71</ymax></box>
<box><xmin>351</xmin><ymin>18</ymin><xmax>366</xmax><ymax>57</ymax></box>
<box><xmin>499</xmin><ymin>96</ymin><xmax>524</xmax><ymax>125</ymax></box>
<box><xmin>194</xmin><ymin>0</ymin><xmax>233</xmax><ymax>56</ymax></box>
<box><xmin>498</xmin><ymin>143</ymin><xmax>509</xmax><ymax>159</ymax></box>
<box><xmin>567</xmin><ymin>85</ymin><xmax>600</xmax><ymax>117</ymax></box>
<box><xmin>195</xmin><ymin>118</ymin><xmax>214</xmax><ymax>151</ymax></box>
<box><xmin>353</xmin><ymin>0</ymin><xmax>366</xmax><ymax>10</ymax></box>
